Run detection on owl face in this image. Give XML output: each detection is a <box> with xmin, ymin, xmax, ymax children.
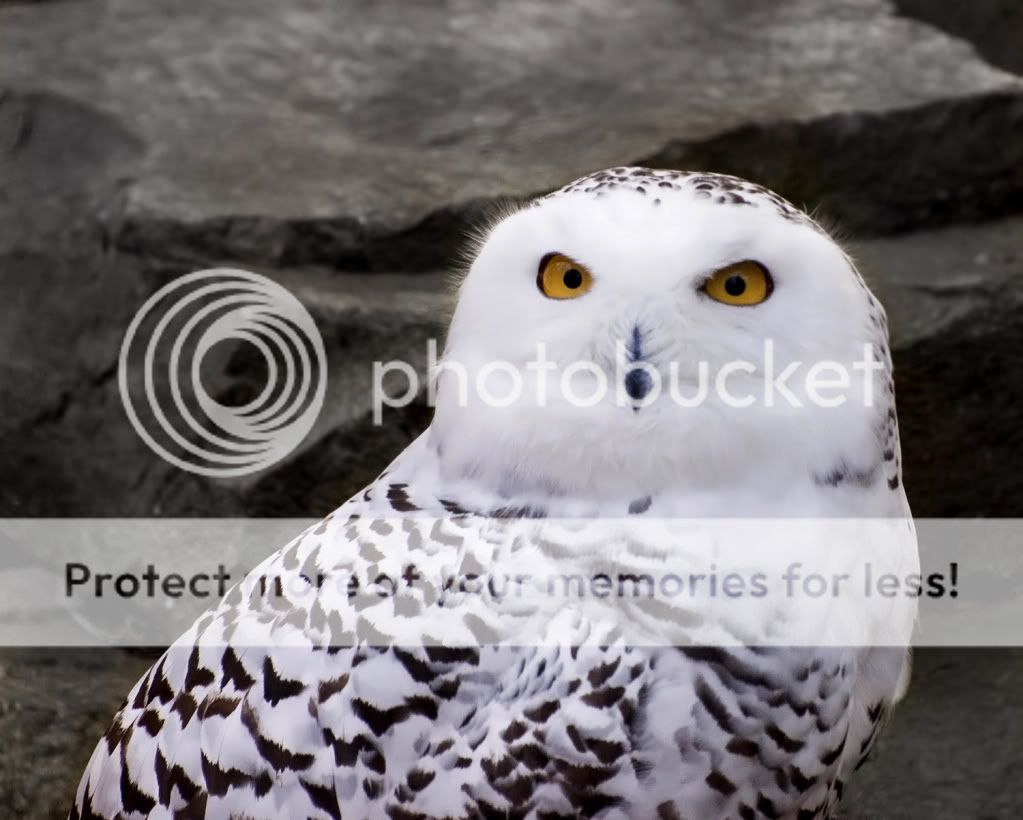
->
<box><xmin>433</xmin><ymin>169</ymin><xmax>889</xmax><ymax>501</ymax></box>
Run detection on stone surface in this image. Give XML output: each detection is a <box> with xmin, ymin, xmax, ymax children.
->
<box><xmin>849</xmin><ymin>218</ymin><xmax>1023</xmax><ymax>517</ymax></box>
<box><xmin>844</xmin><ymin>648</ymin><xmax>1023</xmax><ymax>817</ymax></box>
<box><xmin>0</xmin><ymin>648</ymin><xmax>154</xmax><ymax>819</ymax></box>
<box><xmin>1</xmin><ymin>0</ymin><xmax>1022</xmax><ymax>272</ymax></box>
<box><xmin>1</xmin><ymin>1</ymin><xmax>1023</xmax><ymax>817</ymax></box>
<box><xmin>895</xmin><ymin>0</ymin><xmax>1023</xmax><ymax>76</ymax></box>
<box><xmin>3</xmin><ymin>0</ymin><xmax>1023</xmax><ymax>517</ymax></box>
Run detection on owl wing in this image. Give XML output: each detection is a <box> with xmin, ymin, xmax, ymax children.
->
<box><xmin>72</xmin><ymin>493</ymin><xmax>662</xmax><ymax>820</ymax></box>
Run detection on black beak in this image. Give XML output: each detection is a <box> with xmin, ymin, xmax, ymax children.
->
<box><xmin>624</xmin><ymin>324</ymin><xmax>653</xmax><ymax>405</ymax></box>
<box><xmin>625</xmin><ymin>368</ymin><xmax>653</xmax><ymax>401</ymax></box>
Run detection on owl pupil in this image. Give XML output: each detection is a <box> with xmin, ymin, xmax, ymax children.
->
<box><xmin>563</xmin><ymin>269</ymin><xmax>583</xmax><ymax>289</ymax></box>
<box><xmin>724</xmin><ymin>275</ymin><xmax>746</xmax><ymax>296</ymax></box>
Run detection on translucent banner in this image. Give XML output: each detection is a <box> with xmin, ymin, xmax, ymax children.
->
<box><xmin>0</xmin><ymin>518</ymin><xmax>1015</xmax><ymax>647</ymax></box>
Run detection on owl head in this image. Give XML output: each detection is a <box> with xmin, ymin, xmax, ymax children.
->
<box><xmin>431</xmin><ymin>168</ymin><xmax>897</xmax><ymax>509</ymax></box>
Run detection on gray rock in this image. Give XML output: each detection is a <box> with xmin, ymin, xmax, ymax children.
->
<box><xmin>844</xmin><ymin>648</ymin><xmax>1023</xmax><ymax>818</ymax></box>
<box><xmin>151</xmin><ymin>269</ymin><xmax>449</xmax><ymax>516</ymax></box>
<box><xmin>0</xmin><ymin>648</ymin><xmax>154</xmax><ymax>819</ymax></box>
<box><xmin>1</xmin><ymin>0</ymin><xmax>1021</xmax><ymax>272</ymax></box>
<box><xmin>850</xmin><ymin>218</ymin><xmax>1023</xmax><ymax>517</ymax></box>
<box><xmin>3</xmin><ymin>0</ymin><xmax>1023</xmax><ymax>517</ymax></box>
<box><xmin>895</xmin><ymin>0</ymin><xmax>1023</xmax><ymax>76</ymax></box>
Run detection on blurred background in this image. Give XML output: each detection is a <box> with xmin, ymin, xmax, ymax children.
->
<box><xmin>0</xmin><ymin>0</ymin><xmax>1021</xmax><ymax>817</ymax></box>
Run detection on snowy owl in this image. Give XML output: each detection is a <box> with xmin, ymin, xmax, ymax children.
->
<box><xmin>72</xmin><ymin>168</ymin><xmax>915</xmax><ymax>820</ymax></box>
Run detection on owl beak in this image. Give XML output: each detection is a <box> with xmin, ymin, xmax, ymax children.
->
<box><xmin>624</xmin><ymin>368</ymin><xmax>653</xmax><ymax>402</ymax></box>
<box><xmin>623</xmin><ymin>324</ymin><xmax>654</xmax><ymax>409</ymax></box>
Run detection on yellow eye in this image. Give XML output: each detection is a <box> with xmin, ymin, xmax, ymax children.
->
<box><xmin>702</xmin><ymin>260</ymin><xmax>773</xmax><ymax>306</ymax></box>
<box><xmin>538</xmin><ymin>253</ymin><xmax>594</xmax><ymax>299</ymax></box>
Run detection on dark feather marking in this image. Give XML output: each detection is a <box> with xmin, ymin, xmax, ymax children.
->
<box><xmin>790</xmin><ymin>765</ymin><xmax>816</xmax><ymax>792</ymax></box>
<box><xmin>581</xmin><ymin>686</ymin><xmax>625</xmax><ymax>709</ymax></box>
<box><xmin>511</xmin><ymin>743</ymin><xmax>550</xmax><ymax>770</ymax></box>
<box><xmin>726</xmin><ymin>737</ymin><xmax>759</xmax><ymax>757</ymax></box>
<box><xmin>138</xmin><ymin>709</ymin><xmax>164</xmax><ymax>736</ymax></box>
<box><xmin>407</xmin><ymin>768</ymin><xmax>436</xmax><ymax>792</ymax></box>
<box><xmin>433</xmin><ymin>677</ymin><xmax>461</xmax><ymax>700</ymax></box>
<box><xmin>327</xmin><ymin>731</ymin><xmax>373</xmax><ymax>766</ymax></box>
<box><xmin>352</xmin><ymin>697</ymin><xmax>436</xmax><ymax>737</ymax></box>
<box><xmin>757</xmin><ymin>793</ymin><xmax>781</xmax><ymax>819</ymax></box>
<box><xmin>501</xmin><ymin>720</ymin><xmax>528</xmax><ymax>743</ymax></box>
<box><xmin>119</xmin><ymin>741</ymin><xmax>156</xmax><ymax>814</ymax></box>
<box><xmin>173</xmin><ymin>792</ymin><xmax>207</xmax><ymax>820</ymax></box>
<box><xmin>262</xmin><ymin>656</ymin><xmax>305</xmax><ymax>705</ymax></box>
<box><xmin>695</xmin><ymin>676</ymin><xmax>735</xmax><ymax>732</ymax></box>
<box><xmin>318</xmin><ymin>674</ymin><xmax>350</xmax><ymax>704</ymax></box>
<box><xmin>587</xmin><ymin>658</ymin><xmax>621</xmax><ymax>688</ymax></box>
<box><xmin>240</xmin><ymin>700</ymin><xmax>315</xmax><ymax>772</ymax></box>
<box><xmin>367</xmin><ymin>750</ymin><xmax>387</xmax><ymax>774</ymax></box>
<box><xmin>199</xmin><ymin>694</ymin><xmax>240</xmax><ymax>721</ymax></box>
<box><xmin>820</xmin><ymin>730</ymin><xmax>848</xmax><ymax>766</ymax></box>
<box><xmin>679</xmin><ymin>646</ymin><xmax>779</xmax><ymax>689</ymax></box>
<box><xmin>394</xmin><ymin>648</ymin><xmax>436</xmax><ymax>683</ymax></box>
<box><xmin>301</xmin><ymin>778</ymin><xmax>342</xmax><ymax>819</ymax></box>
<box><xmin>131</xmin><ymin>673</ymin><xmax>151</xmax><ymax>710</ymax></box>
<box><xmin>482</xmin><ymin>755</ymin><xmax>517</xmax><ymax>781</ymax></box>
<box><xmin>201</xmin><ymin>752</ymin><xmax>253</xmax><ymax>796</ymax></box>
<box><xmin>628</xmin><ymin>496</ymin><xmax>652</xmax><ymax>515</ymax></box>
<box><xmin>553</xmin><ymin>759</ymin><xmax>617</xmax><ymax>790</ymax></box>
<box><xmin>424</xmin><ymin>645</ymin><xmax>479</xmax><ymax>665</ymax></box>
<box><xmin>387</xmin><ymin>483</ymin><xmax>421</xmax><ymax>512</ymax></box>
<box><xmin>155</xmin><ymin>748</ymin><xmax>201</xmax><ymax>807</ymax></box>
<box><xmin>585</xmin><ymin>737</ymin><xmax>626</xmax><ymax>765</ymax></box>
<box><xmin>495</xmin><ymin>774</ymin><xmax>536</xmax><ymax>804</ymax></box>
<box><xmin>147</xmin><ymin>659</ymin><xmax>175</xmax><ymax>705</ymax></box>
<box><xmin>705</xmin><ymin>769</ymin><xmax>737</xmax><ymax>796</ymax></box>
<box><xmin>524</xmin><ymin>699</ymin><xmax>560</xmax><ymax>722</ymax></box>
<box><xmin>657</xmin><ymin>802</ymin><xmax>683</xmax><ymax>820</ymax></box>
<box><xmin>220</xmin><ymin>647</ymin><xmax>255</xmax><ymax>691</ymax></box>
<box><xmin>566</xmin><ymin>725</ymin><xmax>587</xmax><ymax>753</ymax></box>
<box><xmin>171</xmin><ymin>692</ymin><xmax>197</xmax><ymax>727</ymax></box>
<box><xmin>103</xmin><ymin>719</ymin><xmax>128</xmax><ymax>754</ymax></box>
<box><xmin>766</xmin><ymin>723</ymin><xmax>805</xmax><ymax>754</ymax></box>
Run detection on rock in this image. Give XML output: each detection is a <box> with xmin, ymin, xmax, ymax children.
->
<box><xmin>0</xmin><ymin>648</ymin><xmax>154</xmax><ymax>819</ymax></box>
<box><xmin>149</xmin><ymin>268</ymin><xmax>448</xmax><ymax>516</ymax></box>
<box><xmin>844</xmin><ymin>648</ymin><xmax>1023</xmax><ymax>817</ymax></box>
<box><xmin>894</xmin><ymin>0</ymin><xmax>1023</xmax><ymax>76</ymax></box>
<box><xmin>3</xmin><ymin>0</ymin><xmax>1023</xmax><ymax>517</ymax></box>
<box><xmin>0</xmin><ymin>89</ymin><xmax>159</xmax><ymax>515</ymax></box>
<box><xmin>1</xmin><ymin>0</ymin><xmax>1021</xmax><ymax>273</ymax></box>
<box><xmin>850</xmin><ymin>218</ymin><xmax>1023</xmax><ymax>517</ymax></box>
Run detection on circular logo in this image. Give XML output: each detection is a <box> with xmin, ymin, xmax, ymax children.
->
<box><xmin>118</xmin><ymin>268</ymin><xmax>327</xmax><ymax>478</ymax></box>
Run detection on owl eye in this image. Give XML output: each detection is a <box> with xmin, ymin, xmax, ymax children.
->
<box><xmin>702</xmin><ymin>260</ymin><xmax>773</xmax><ymax>306</ymax></box>
<box><xmin>538</xmin><ymin>253</ymin><xmax>594</xmax><ymax>299</ymax></box>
